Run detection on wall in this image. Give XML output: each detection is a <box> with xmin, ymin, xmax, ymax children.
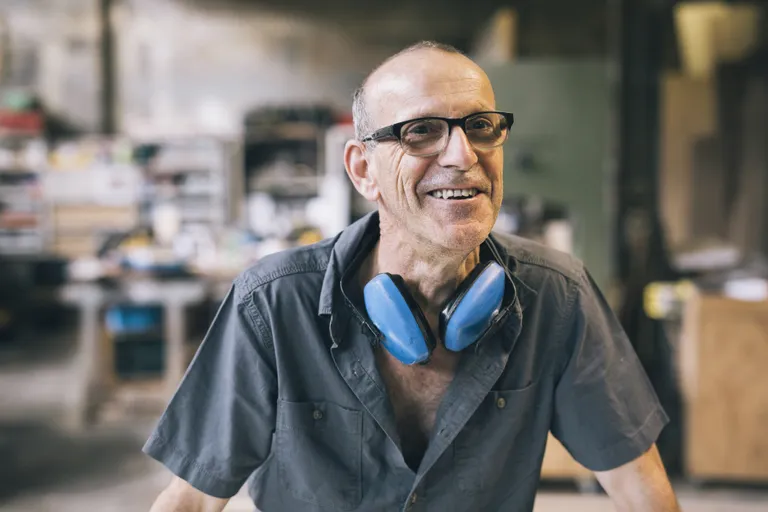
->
<box><xmin>0</xmin><ymin>0</ymin><xmax>615</xmax><ymax>136</ymax></box>
<box><xmin>0</xmin><ymin>0</ymin><xmax>401</xmax><ymax>136</ymax></box>
<box><xmin>116</xmin><ymin>0</ymin><xmax>400</xmax><ymax>137</ymax></box>
<box><xmin>0</xmin><ymin>0</ymin><xmax>101</xmax><ymax>131</ymax></box>
<box><xmin>486</xmin><ymin>60</ymin><xmax>618</xmax><ymax>291</ymax></box>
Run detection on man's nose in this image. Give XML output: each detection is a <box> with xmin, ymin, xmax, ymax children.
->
<box><xmin>437</xmin><ymin>126</ymin><xmax>478</xmax><ymax>170</ymax></box>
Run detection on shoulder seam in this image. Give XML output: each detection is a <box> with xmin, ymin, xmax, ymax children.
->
<box><xmin>513</xmin><ymin>254</ymin><xmax>582</xmax><ymax>285</ymax></box>
<box><xmin>234</xmin><ymin>258</ymin><xmax>327</xmax><ymax>354</ymax></box>
<box><xmin>553</xmin><ymin>273</ymin><xmax>582</xmax><ymax>379</ymax></box>
<box><xmin>237</xmin><ymin>260</ymin><xmax>328</xmax><ymax>295</ymax></box>
<box><xmin>493</xmin><ymin>231</ymin><xmax>583</xmax><ymax>284</ymax></box>
<box><xmin>239</xmin><ymin>297</ymin><xmax>275</xmax><ymax>352</ymax></box>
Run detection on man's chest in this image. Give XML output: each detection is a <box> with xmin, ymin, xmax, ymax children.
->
<box><xmin>264</xmin><ymin>297</ymin><xmax>553</xmax><ymax>510</ymax></box>
<box><xmin>375</xmin><ymin>345</ymin><xmax>461</xmax><ymax>468</ymax></box>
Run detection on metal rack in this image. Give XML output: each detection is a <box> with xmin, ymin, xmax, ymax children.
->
<box><xmin>243</xmin><ymin>107</ymin><xmax>336</xmax><ymax>239</ymax></box>
<box><xmin>137</xmin><ymin>137</ymin><xmax>237</xmax><ymax>233</ymax></box>
<box><xmin>0</xmin><ymin>135</ymin><xmax>49</xmax><ymax>255</ymax></box>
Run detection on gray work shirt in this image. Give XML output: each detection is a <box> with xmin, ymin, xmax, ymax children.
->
<box><xmin>143</xmin><ymin>211</ymin><xmax>668</xmax><ymax>512</ymax></box>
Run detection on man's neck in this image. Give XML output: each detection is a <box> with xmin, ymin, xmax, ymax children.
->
<box><xmin>366</xmin><ymin>228</ymin><xmax>482</xmax><ymax>318</ymax></box>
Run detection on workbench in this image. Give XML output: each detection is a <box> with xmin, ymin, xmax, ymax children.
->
<box><xmin>60</xmin><ymin>277</ymin><xmax>217</xmax><ymax>430</ymax></box>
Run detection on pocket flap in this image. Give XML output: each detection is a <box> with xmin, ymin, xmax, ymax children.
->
<box><xmin>278</xmin><ymin>400</ymin><xmax>362</xmax><ymax>435</ymax></box>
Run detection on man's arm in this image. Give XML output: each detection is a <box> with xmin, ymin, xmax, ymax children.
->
<box><xmin>594</xmin><ymin>444</ymin><xmax>681</xmax><ymax>512</ymax></box>
<box><xmin>142</xmin><ymin>282</ymin><xmax>277</xmax><ymax>507</ymax></box>
<box><xmin>150</xmin><ymin>477</ymin><xmax>230</xmax><ymax>512</ymax></box>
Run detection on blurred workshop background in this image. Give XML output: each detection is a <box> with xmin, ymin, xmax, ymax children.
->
<box><xmin>0</xmin><ymin>0</ymin><xmax>766</xmax><ymax>511</ymax></box>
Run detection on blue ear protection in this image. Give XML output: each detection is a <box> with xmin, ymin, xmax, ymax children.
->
<box><xmin>363</xmin><ymin>260</ymin><xmax>506</xmax><ymax>365</ymax></box>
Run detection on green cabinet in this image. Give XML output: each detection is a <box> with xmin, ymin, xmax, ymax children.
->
<box><xmin>484</xmin><ymin>60</ymin><xmax>618</xmax><ymax>291</ymax></box>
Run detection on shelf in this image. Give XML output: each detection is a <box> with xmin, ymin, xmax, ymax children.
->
<box><xmin>0</xmin><ymin>185</ymin><xmax>38</xmax><ymax>194</ymax></box>
<box><xmin>250</xmin><ymin>174</ymin><xmax>319</xmax><ymax>187</ymax></box>
<box><xmin>245</xmin><ymin>122</ymin><xmax>320</xmax><ymax>143</ymax></box>
<box><xmin>0</xmin><ymin>236</ymin><xmax>45</xmax><ymax>255</ymax></box>
<box><xmin>0</xmin><ymin>168</ymin><xmax>40</xmax><ymax>175</ymax></box>
<box><xmin>0</xmin><ymin>226</ymin><xmax>42</xmax><ymax>233</ymax></box>
<box><xmin>0</xmin><ymin>170</ymin><xmax>40</xmax><ymax>184</ymax></box>
<box><xmin>150</xmin><ymin>167</ymin><xmax>217</xmax><ymax>176</ymax></box>
<box><xmin>0</xmin><ymin>220</ymin><xmax>41</xmax><ymax>230</ymax></box>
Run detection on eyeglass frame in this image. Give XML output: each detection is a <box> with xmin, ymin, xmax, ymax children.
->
<box><xmin>360</xmin><ymin>110</ymin><xmax>515</xmax><ymax>155</ymax></box>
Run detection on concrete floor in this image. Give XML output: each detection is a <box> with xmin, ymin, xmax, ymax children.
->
<box><xmin>2</xmin><ymin>434</ymin><xmax>767</xmax><ymax>512</ymax></box>
<box><xmin>1</xmin><ymin>332</ymin><xmax>767</xmax><ymax>512</ymax></box>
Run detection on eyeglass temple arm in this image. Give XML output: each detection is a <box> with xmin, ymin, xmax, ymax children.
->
<box><xmin>362</xmin><ymin>125</ymin><xmax>397</xmax><ymax>142</ymax></box>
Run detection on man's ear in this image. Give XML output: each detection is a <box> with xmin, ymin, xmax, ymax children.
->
<box><xmin>344</xmin><ymin>140</ymin><xmax>380</xmax><ymax>202</ymax></box>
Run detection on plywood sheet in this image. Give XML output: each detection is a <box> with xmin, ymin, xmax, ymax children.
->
<box><xmin>680</xmin><ymin>292</ymin><xmax>768</xmax><ymax>481</ymax></box>
<box><xmin>727</xmin><ymin>78</ymin><xmax>768</xmax><ymax>256</ymax></box>
<box><xmin>659</xmin><ymin>73</ymin><xmax>717</xmax><ymax>249</ymax></box>
<box><xmin>691</xmin><ymin>136</ymin><xmax>726</xmax><ymax>239</ymax></box>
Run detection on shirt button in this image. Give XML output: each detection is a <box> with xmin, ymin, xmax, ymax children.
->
<box><xmin>313</xmin><ymin>409</ymin><xmax>323</xmax><ymax>420</ymax></box>
<box><xmin>410</xmin><ymin>493</ymin><xmax>418</xmax><ymax>504</ymax></box>
<box><xmin>496</xmin><ymin>397</ymin><xmax>507</xmax><ymax>409</ymax></box>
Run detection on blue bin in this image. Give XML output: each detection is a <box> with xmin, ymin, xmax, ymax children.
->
<box><xmin>105</xmin><ymin>305</ymin><xmax>163</xmax><ymax>335</ymax></box>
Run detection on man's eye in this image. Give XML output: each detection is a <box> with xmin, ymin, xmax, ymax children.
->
<box><xmin>408</xmin><ymin>123</ymin><xmax>438</xmax><ymax>135</ymax></box>
<box><xmin>470</xmin><ymin>118</ymin><xmax>494</xmax><ymax>130</ymax></box>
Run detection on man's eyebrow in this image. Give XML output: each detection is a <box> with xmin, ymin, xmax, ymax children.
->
<box><xmin>397</xmin><ymin>107</ymin><xmax>493</xmax><ymax>121</ymax></box>
<box><xmin>401</xmin><ymin>111</ymin><xmax>442</xmax><ymax>120</ymax></box>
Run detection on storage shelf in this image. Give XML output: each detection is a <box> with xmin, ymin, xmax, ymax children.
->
<box><xmin>245</xmin><ymin>122</ymin><xmax>320</xmax><ymax>143</ymax></box>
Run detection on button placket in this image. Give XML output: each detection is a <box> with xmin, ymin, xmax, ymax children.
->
<box><xmin>404</xmin><ymin>492</ymin><xmax>418</xmax><ymax>511</ymax></box>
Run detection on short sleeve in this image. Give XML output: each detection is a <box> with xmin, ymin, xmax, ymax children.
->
<box><xmin>142</xmin><ymin>280</ymin><xmax>277</xmax><ymax>498</ymax></box>
<box><xmin>551</xmin><ymin>267</ymin><xmax>669</xmax><ymax>472</ymax></box>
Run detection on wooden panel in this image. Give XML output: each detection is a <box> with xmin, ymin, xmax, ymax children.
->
<box><xmin>674</xmin><ymin>3</ymin><xmax>761</xmax><ymax>79</ymax></box>
<box><xmin>691</xmin><ymin>136</ymin><xmax>726</xmax><ymax>239</ymax></box>
<box><xmin>540</xmin><ymin>433</ymin><xmax>592</xmax><ymax>480</ymax></box>
<box><xmin>680</xmin><ymin>291</ymin><xmax>768</xmax><ymax>481</ymax></box>
<box><xmin>52</xmin><ymin>204</ymin><xmax>138</xmax><ymax>231</ymax></box>
<box><xmin>658</xmin><ymin>73</ymin><xmax>717</xmax><ymax>249</ymax></box>
<box><xmin>727</xmin><ymin>77</ymin><xmax>768</xmax><ymax>256</ymax></box>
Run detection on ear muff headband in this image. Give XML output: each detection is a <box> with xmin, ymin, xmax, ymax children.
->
<box><xmin>363</xmin><ymin>259</ymin><xmax>506</xmax><ymax>365</ymax></box>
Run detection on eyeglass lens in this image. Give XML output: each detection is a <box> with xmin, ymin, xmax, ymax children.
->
<box><xmin>400</xmin><ymin>113</ymin><xmax>509</xmax><ymax>156</ymax></box>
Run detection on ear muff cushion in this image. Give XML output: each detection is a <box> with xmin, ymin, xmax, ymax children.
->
<box><xmin>363</xmin><ymin>274</ymin><xmax>433</xmax><ymax>365</ymax></box>
<box><xmin>441</xmin><ymin>261</ymin><xmax>506</xmax><ymax>352</ymax></box>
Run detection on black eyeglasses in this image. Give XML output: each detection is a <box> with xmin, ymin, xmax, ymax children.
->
<box><xmin>361</xmin><ymin>111</ymin><xmax>514</xmax><ymax>157</ymax></box>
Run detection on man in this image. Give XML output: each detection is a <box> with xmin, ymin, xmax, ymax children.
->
<box><xmin>145</xmin><ymin>41</ymin><xmax>681</xmax><ymax>512</ymax></box>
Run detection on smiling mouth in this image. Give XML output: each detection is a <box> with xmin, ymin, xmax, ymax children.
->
<box><xmin>428</xmin><ymin>188</ymin><xmax>480</xmax><ymax>200</ymax></box>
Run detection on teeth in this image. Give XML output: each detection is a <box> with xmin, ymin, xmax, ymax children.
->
<box><xmin>431</xmin><ymin>188</ymin><xmax>478</xmax><ymax>199</ymax></box>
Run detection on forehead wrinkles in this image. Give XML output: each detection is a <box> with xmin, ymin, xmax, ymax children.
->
<box><xmin>365</xmin><ymin>56</ymin><xmax>493</xmax><ymax>127</ymax></box>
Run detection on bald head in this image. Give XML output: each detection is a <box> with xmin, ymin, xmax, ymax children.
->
<box><xmin>343</xmin><ymin>41</ymin><xmax>505</xmax><ymax>260</ymax></box>
<box><xmin>352</xmin><ymin>41</ymin><xmax>493</xmax><ymax>142</ymax></box>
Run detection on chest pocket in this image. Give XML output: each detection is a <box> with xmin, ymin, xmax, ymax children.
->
<box><xmin>276</xmin><ymin>400</ymin><xmax>363</xmax><ymax>510</ymax></box>
<box><xmin>453</xmin><ymin>383</ymin><xmax>545</xmax><ymax>494</ymax></box>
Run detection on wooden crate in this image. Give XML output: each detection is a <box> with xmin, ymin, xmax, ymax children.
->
<box><xmin>679</xmin><ymin>291</ymin><xmax>768</xmax><ymax>481</ymax></box>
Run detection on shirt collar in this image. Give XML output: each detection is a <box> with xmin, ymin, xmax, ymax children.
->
<box><xmin>486</xmin><ymin>232</ymin><xmax>538</xmax><ymax>309</ymax></box>
<box><xmin>318</xmin><ymin>211</ymin><xmax>379</xmax><ymax>316</ymax></box>
<box><xmin>317</xmin><ymin>210</ymin><xmax>537</xmax><ymax>316</ymax></box>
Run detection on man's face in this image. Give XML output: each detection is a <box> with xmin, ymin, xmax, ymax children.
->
<box><xmin>365</xmin><ymin>51</ymin><xmax>504</xmax><ymax>253</ymax></box>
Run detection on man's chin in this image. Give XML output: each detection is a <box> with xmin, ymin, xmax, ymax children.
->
<box><xmin>425</xmin><ymin>221</ymin><xmax>492</xmax><ymax>252</ymax></box>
